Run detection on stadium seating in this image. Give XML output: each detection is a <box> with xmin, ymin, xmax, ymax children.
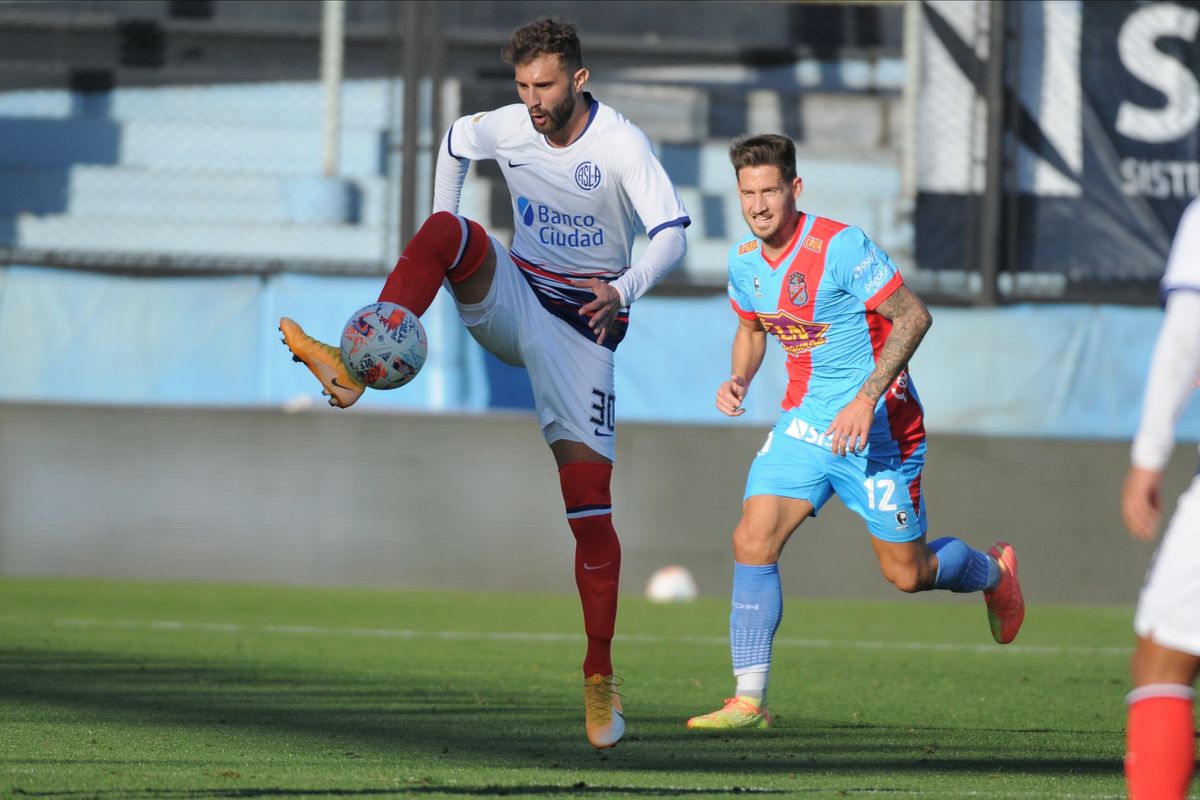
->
<box><xmin>0</xmin><ymin>63</ymin><xmax>906</xmax><ymax>280</ymax></box>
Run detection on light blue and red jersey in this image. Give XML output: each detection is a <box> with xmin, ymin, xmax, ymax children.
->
<box><xmin>727</xmin><ymin>213</ymin><xmax>926</xmax><ymax>463</ymax></box>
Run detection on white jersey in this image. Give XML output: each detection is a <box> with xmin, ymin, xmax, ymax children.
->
<box><xmin>1131</xmin><ymin>197</ymin><xmax>1200</xmax><ymax>471</ymax></box>
<box><xmin>1131</xmin><ymin>203</ymin><xmax>1200</xmax><ymax>657</ymax></box>
<box><xmin>1162</xmin><ymin>197</ymin><xmax>1200</xmax><ymax>294</ymax></box>
<box><xmin>436</xmin><ymin>95</ymin><xmax>689</xmax><ymax>348</ymax></box>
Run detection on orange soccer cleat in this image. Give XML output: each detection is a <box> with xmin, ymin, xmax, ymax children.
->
<box><xmin>583</xmin><ymin>674</ymin><xmax>625</xmax><ymax>749</ymax></box>
<box><xmin>279</xmin><ymin>317</ymin><xmax>364</xmax><ymax>408</ymax></box>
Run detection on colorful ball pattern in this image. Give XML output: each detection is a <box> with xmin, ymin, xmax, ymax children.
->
<box><xmin>339</xmin><ymin>302</ymin><xmax>427</xmax><ymax>390</ymax></box>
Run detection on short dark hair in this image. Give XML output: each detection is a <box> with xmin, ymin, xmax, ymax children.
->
<box><xmin>729</xmin><ymin>134</ymin><xmax>798</xmax><ymax>184</ymax></box>
<box><xmin>501</xmin><ymin>17</ymin><xmax>583</xmax><ymax>74</ymax></box>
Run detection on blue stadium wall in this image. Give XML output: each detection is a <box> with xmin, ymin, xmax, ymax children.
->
<box><xmin>2</xmin><ymin>264</ymin><xmax>1197</xmax><ymax>441</ymax></box>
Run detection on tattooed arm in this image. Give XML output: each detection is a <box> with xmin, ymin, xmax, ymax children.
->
<box><xmin>824</xmin><ymin>284</ymin><xmax>932</xmax><ymax>456</ymax></box>
<box><xmin>859</xmin><ymin>285</ymin><xmax>932</xmax><ymax>403</ymax></box>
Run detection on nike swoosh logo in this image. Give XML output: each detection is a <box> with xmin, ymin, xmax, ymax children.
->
<box><xmin>508</xmin><ymin>160</ymin><xmax>530</xmax><ymax>168</ymax></box>
<box><xmin>583</xmin><ymin>561</ymin><xmax>612</xmax><ymax>571</ymax></box>
<box><xmin>331</xmin><ymin>378</ymin><xmax>356</xmax><ymax>391</ymax></box>
<box><xmin>593</xmin><ymin>428</ymin><xmax>614</xmax><ymax>437</ymax></box>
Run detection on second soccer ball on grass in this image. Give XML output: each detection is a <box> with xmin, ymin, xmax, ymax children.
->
<box><xmin>645</xmin><ymin>565</ymin><xmax>699</xmax><ymax>603</ymax></box>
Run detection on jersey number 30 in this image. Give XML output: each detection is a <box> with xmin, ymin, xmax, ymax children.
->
<box><xmin>590</xmin><ymin>388</ymin><xmax>615</xmax><ymax>435</ymax></box>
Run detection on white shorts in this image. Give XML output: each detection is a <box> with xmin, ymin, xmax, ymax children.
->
<box><xmin>1134</xmin><ymin>470</ymin><xmax>1200</xmax><ymax>656</ymax></box>
<box><xmin>452</xmin><ymin>236</ymin><xmax>617</xmax><ymax>461</ymax></box>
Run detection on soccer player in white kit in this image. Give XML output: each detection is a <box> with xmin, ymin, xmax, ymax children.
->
<box><xmin>280</xmin><ymin>17</ymin><xmax>689</xmax><ymax>750</ymax></box>
<box><xmin>1121</xmin><ymin>196</ymin><xmax>1200</xmax><ymax>799</ymax></box>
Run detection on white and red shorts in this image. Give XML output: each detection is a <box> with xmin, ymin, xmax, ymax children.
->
<box><xmin>1134</xmin><ymin>471</ymin><xmax>1200</xmax><ymax>656</ymax></box>
<box><xmin>451</xmin><ymin>236</ymin><xmax>617</xmax><ymax>461</ymax></box>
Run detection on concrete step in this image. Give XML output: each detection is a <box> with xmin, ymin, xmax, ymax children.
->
<box><xmin>0</xmin><ymin>116</ymin><xmax>401</xmax><ymax>175</ymax></box>
<box><xmin>109</xmin><ymin>80</ymin><xmax>394</xmax><ymax>127</ymax></box>
<box><xmin>0</xmin><ymin>80</ymin><xmax>396</xmax><ymax>128</ymax></box>
<box><xmin>0</xmin><ymin>165</ymin><xmax>392</xmax><ymax>226</ymax></box>
<box><xmin>74</xmin><ymin>167</ymin><xmax>391</xmax><ymax>226</ymax></box>
<box><xmin>14</xmin><ymin>213</ymin><xmax>388</xmax><ymax>264</ymax></box>
<box><xmin>121</xmin><ymin>119</ymin><xmax>395</xmax><ymax>175</ymax></box>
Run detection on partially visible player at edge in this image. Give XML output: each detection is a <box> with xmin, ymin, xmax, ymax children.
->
<box><xmin>1121</xmin><ymin>196</ymin><xmax>1200</xmax><ymax>800</ymax></box>
<box><xmin>278</xmin><ymin>17</ymin><xmax>689</xmax><ymax>749</ymax></box>
<box><xmin>686</xmin><ymin>134</ymin><xmax>1024</xmax><ymax>732</ymax></box>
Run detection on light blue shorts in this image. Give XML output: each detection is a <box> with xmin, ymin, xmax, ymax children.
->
<box><xmin>744</xmin><ymin>413</ymin><xmax>928</xmax><ymax>542</ymax></box>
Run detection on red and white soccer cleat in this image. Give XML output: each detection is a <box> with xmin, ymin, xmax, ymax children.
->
<box><xmin>984</xmin><ymin>541</ymin><xmax>1025</xmax><ymax>644</ymax></box>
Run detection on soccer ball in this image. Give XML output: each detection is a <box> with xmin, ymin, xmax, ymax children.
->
<box><xmin>645</xmin><ymin>565</ymin><xmax>699</xmax><ymax>603</ymax></box>
<box><xmin>339</xmin><ymin>302</ymin><xmax>427</xmax><ymax>389</ymax></box>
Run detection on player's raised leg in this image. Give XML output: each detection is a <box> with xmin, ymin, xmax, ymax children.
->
<box><xmin>280</xmin><ymin>211</ymin><xmax>494</xmax><ymax>407</ymax></box>
<box><xmin>853</xmin><ymin>455</ymin><xmax>1024</xmax><ymax>644</ymax></box>
<box><xmin>871</xmin><ymin>535</ymin><xmax>1024</xmax><ymax>643</ymax></box>
<box><xmin>689</xmin><ymin>494</ymin><xmax>809</xmax><ymax>731</ymax></box>
<box><xmin>555</xmin><ymin>441</ymin><xmax>625</xmax><ymax>748</ymax></box>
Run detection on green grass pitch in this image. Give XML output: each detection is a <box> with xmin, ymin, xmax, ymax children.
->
<box><xmin>2</xmin><ymin>578</ymin><xmax>1135</xmax><ymax>798</ymax></box>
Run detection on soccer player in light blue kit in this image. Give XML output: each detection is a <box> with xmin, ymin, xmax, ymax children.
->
<box><xmin>687</xmin><ymin>134</ymin><xmax>1026</xmax><ymax>731</ymax></box>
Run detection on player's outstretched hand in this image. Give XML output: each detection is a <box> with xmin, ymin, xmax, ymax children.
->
<box><xmin>717</xmin><ymin>375</ymin><xmax>748</xmax><ymax>417</ymax></box>
<box><xmin>573</xmin><ymin>278</ymin><xmax>622</xmax><ymax>346</ymax></box>
<box><xmin>1122</xmin><ymin>465</ymin><xmax>1163</xmax><ymax>541</ymax></box>
<box><xmin>825</xmin><ymin>394</ymin><xmax>875</xmax><ymax>456</ymax></box>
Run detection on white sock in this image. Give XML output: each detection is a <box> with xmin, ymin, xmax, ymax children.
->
<box><xmin>734</xmin><ymin>666</ymin><xmax>768</xmax><ymax>703</ymax></box>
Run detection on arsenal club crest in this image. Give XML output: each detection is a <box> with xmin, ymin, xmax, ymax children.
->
<box><xmin>787</xmin><ymin>272</ymin><xmax>808</xmax><ymax>306</ymax></box>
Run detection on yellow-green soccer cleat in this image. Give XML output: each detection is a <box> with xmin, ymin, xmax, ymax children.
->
<box><xmin>687</xmin><ymin>695</ymin><xmax>773</xmax><ymax>731</ymax></box>
<box><xmin>279</xmin><ymin>317</ymin><xmax>364</xmax><ymax>408</ymax></box>
<box><xmin>583</xmin><ymin>674</ymin><xmax>625</xmax><ymax>749</ymax></box>
<box><xmin>984</xmin><ymin>541</ymin><xmax>1025</xmax><ymax>644</ymax></box>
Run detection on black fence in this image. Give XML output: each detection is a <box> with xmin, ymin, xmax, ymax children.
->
<box><xmin>0</xmin><ymin>0</ymin><xmax>1192</xmax><ymax>305</ymax></box>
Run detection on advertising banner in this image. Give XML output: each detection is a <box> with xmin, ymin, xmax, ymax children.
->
<box><xmin>916</xmin><ymin>0</ymin><xmax>1200</xmax><ymax>283</ymax></box>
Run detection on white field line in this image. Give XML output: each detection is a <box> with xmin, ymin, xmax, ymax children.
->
<box><xmin>43</xmin><ymin>617</ymin><xmax>1133</xmax><ymax>657</ymax></box>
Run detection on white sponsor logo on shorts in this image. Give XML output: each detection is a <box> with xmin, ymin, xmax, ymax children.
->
<box><xmin>785</xmin><ymin>417</ymin><xmax>834</xmax><ymax>450</ymax></box>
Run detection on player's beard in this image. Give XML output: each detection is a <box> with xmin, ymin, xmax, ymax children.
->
<box><xmin>749</xmin><ymin>209</ymin><xmax>799</xmax><ymax>249</ymax></box>
<box><xmin>530</xmin><ymin>93</ymin><xmax>576</xmax><ymax>135</ymax></box>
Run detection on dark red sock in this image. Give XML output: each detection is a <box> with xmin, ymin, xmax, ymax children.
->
<box><xmin>559</xmin><ymin>462</ymin><xmax>621</xmax><ymax>677</ymax></box>
<box><xmin>377</xmin><ymin>211</ymin><xmax>489</xmax><ymax>316</ymax></box>
<box><xmin>1126</xmin><ymin>684</ymin><xmax>1195</xmax><ymax>800</ymax></box>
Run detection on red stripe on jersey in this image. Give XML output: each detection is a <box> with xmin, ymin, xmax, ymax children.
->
<box><xmin>778</xmin><ymin>217</ymin><xmax>845</xmax><ymax>410</ymax></box>
<box><xmin>763</xmin><ymin>216</ymin><xmax>806</xmax><ymax>271</ymax></box>
<box><xmin>883</xmin><ymin>382</ymin><xmax>926</xmax><ymax>462</ymax></box>
<box><xmin>781</xmin><ymin>346</ymin><xmax>813</xmax><ymax>410</ymax></box>
<box><xmin>907</xmin><ymin>472</ymin><xmax>922</xmax><ymax>516</ymax></box>
<box><xmin>730</xmin><ymin>297</ymin><xmax>758</xmax><ymax>321</ymax></box>
<box><xmin>868</xmin><ymin>302</ymin><xmax>926</xmax><ymax>462</ymax></box>
<box><xmin>866</xmin><ymin>272</ymin><xmax>904</xmax><ymax>311</ymax></box>
<box><xmin>867</xmin><ymin>307</ymin><xmax>892</xmax><ymax>358</ymax></box>
<box><xmin>511</xmin><ymin>252</ymin><xmax>611</xmax><ymax>283</ymax></box>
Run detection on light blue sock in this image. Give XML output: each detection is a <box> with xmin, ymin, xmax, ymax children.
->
<box><xmin>730</xmin><ymin>561</ymin><xmax>783</xmax><ymax>700</ymax></box>
<box><xmin>929</xmin><ymin>537</ymin><xmax>999</xmax><ymax>593</ymax></box>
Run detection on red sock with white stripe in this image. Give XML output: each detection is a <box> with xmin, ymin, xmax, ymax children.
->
<box><xmin>1126</xmin><ymin>683</ymin><xmax>1196</xmax><ymax>800</ymax></box>
<box><xmin>559</xmin><ymin>462</ymin><xmax>621</xmax><ymax>677</ymax></box>
<box><xmin>377</xmin><ymin>211</ymin><xmax>489</xmax><ymax>315</ymax></box>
